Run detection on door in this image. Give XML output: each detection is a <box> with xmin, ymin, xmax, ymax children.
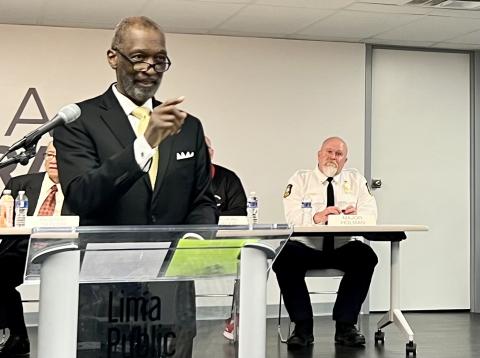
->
<box><xmin>369</xmin><ymin>48</ymin><xmax>470</xmax><ymax>310</ymax></box>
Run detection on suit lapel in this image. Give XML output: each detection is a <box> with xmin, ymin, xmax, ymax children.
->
<box><xmin>26</xmin><ymin>173</ymin><xmax>43</xmax><ymax>215</ymax></box>
<box><xmin>98</xmin><ymin>88</ymin><xmax>137</xmax><ymax>149</ymax></box>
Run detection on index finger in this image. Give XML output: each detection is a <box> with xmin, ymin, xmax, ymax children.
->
<box><xmin>161</xmin><ymin>96</ymin><xmax>185</xmax><ymax>107</ymax></box>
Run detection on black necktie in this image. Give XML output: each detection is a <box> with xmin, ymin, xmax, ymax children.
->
<box><xmin>323</xmin><ymin>177</ymin><xmax>335</xmax><ymax>251</ymax></box>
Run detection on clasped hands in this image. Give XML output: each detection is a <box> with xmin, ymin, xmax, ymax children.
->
<box><xmin>313</xmin><ymin>205</ymin><xmax>357</xmax><ymax>224</ymax></box>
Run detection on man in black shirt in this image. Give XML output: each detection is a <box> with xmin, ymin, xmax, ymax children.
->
<box><xmin>205</xmin><ymin>136</ymin><xmax>247</xmax><ymax>216</ymax></box>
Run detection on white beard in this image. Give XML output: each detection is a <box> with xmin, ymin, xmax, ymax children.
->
<box><xmin>322</xmin><ymin>163</ymin><xmax>338</xmax><ymax>177</ymax></box>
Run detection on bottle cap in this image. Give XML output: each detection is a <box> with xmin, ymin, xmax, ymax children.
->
<box><xmin>19</xmin><ymin>190</ymin><xmax>25</xmax><ymax>194</ymax></box>
<box><xmin>3</xmin><ymin>189</ymin><xmax>11</xmax><ymax>195</ymax></box>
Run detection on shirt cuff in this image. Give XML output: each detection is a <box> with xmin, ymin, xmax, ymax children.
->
<box><xmin>134</xmin><ymin>136</ymin><xmax>155</xmax><ymax>172</ymax></box>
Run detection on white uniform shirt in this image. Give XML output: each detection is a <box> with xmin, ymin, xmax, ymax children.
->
<box><xmin>33</xmin><ymin>174</ymin><xmax>65</xmax><ymax>216</ymax></box>
<box><xmin>283</xmin><ymin>166</ymin><xmax>377</xmax><ymax>250</ymax></box>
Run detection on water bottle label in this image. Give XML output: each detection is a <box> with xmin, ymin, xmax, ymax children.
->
<box><xmin>247</xmin><ymin>200</ymin><xmax>258</xmax><ymax>209</ymax></box>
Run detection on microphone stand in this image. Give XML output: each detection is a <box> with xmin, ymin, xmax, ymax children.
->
<box><xmin>0</xmin><ymin>143</ymin><xmax>37</xmax><ymax>169</ymax></box>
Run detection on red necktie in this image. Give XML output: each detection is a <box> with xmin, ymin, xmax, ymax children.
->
<box><xmin>38</xmin><ymin>185</ymin><xmax>58</xmax><ymax>216</ymax></box>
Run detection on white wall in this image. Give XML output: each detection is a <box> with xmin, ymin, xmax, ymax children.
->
<box><xmin>0</xmin><ymin>25</ymin><xmax>366</xmax><ymax>222</ymax></box>
<box><xmin>0</xmin><ymin>24</ymin><xmax>366</xmax><ymax>313</ymax></box>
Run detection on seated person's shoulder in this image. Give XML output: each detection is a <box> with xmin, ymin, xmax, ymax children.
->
<box><xmin>341</xmin><ymin>168</ymin><xmax>363</xmax><ymax>178</ymax></box>
<box><xmin>291</xmin><ymin>169</ymin><xmax>313</xmax><ymax>181</ymax></box>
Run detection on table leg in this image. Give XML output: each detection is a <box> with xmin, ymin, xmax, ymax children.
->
<box><xmin>37</xmin><ymin>250</ymin><xmax>80</xmax><ymax>358</ymax></box>
<box><xmin>376</xmin><ymin>241</ymin><xmax>414</xmax><ymax>342</ymax></box>
<box><xmin>238</xmin><ymin>246</ymin><xmax>268</xmax><ymax>358</ymax></box>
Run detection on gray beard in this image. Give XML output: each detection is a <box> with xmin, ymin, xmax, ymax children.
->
<box><xmin>323</xmin><ymin>164</ymin><xmax>337</xmax><ymax>177</ymax></box>
<box><xmin>123</xmin><ymin>78</ymin><xmax>159</xmax><ymax>104</ymax></box>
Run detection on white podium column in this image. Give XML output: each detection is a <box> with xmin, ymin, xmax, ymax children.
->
<box><xmin>37</xmin><ymin>250</ymin><xmax>80</xmax><ymax>358</ymax></box>
<box><xmin>238</xmin><ymin>246</ymin><xmax>268</xmax><ymax>358</ymax></box>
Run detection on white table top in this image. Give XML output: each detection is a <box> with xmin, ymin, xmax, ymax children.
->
<box><xmin>0</xmin><ymin>227</ymin><xmax>31</xmax><ymax>235</ymax></box>
<box><xmin>293</xmin><ymin>224</ymin><xmax>428</xmax><ymax>233</ymax></box>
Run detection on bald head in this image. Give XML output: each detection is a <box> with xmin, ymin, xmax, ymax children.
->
<box><xmin>111</xmin><ymin>16</ymin><xmax>164</xmax><ymax>50</ymax></box>
<box><xmin>320</xmin><ymin>137</ymin><xmax>348</xmax><ymax>155</ymax></box>
<box><xmin>317</xmin><ymin>136</ymin><xmax>348</xmax><ymax>177</ymax></box>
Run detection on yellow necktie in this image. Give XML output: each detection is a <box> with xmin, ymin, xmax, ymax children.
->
<box><xmin>131</xmin><ymin>106</ymin><xmax>159</xmax><ymax>188</ymax></box>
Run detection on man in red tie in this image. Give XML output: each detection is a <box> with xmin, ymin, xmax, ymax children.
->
<box><xmin>0</xmin><ymin>141</ymin><xmax>72</xmax><ymax>357</ymax></box>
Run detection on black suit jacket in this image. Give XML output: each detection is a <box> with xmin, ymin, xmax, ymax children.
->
<box><xmin>3</xmin><ymin>172</ymin><xmax>72</xmax><ymax>216</ymax></box>
<box><xmin>0</xmin><ymin>172</ymin><xmax>72</xmax><ymax>287</ymax></box>
<box><xmin>53</xmin><ymin>86</ymin><xmax>218</xmax><ymax>226</ymax></box>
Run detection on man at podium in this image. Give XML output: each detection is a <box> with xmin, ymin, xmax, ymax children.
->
<box><xmin>273</xmin><ymin>136</ymin><xmax>378</xmax><ymax>350</ymax></box>
<box><xmin>54</xmin><ymin>16</ymin><xmax>217</xmax><ymax>226</ymax></box>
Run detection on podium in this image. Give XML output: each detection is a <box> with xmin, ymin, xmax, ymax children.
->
<box><xmin>25</xmin><ymin>225</ymin><xmax>292</xmax><ymax>358</ymax></box>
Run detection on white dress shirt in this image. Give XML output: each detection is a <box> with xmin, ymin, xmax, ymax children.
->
<box><xmin>111</xmin><ymin>84</ymin><xmax>155</xmax><ymax>172</ymax></box>
<box><xmin>283</xmin><ymin>166</ymin><xmax>378</xmax><ymax>250</ymax></box>
<box><xmin>33</xmin><ymin>174</ymin><xmax>65</xmax><ymax>216</ymax></box>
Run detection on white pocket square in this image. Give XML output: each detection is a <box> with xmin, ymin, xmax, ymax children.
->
<box><xmin>176</xmin><ymin>151</ymin><xmax>195</xmax><ymax>160</ymax></box>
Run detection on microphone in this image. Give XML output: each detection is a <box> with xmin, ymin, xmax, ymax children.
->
<box><xmin>8</xmin><ymin>104</ymin><xmax>81</xmax><ymax>153</ymax></box>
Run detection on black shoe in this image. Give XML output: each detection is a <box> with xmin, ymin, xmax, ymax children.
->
<box><xmin>287</xmin><ymin>330</ymin><xmax>314</xmax><ymax>349</ymax></box>
<box><xmin>287</xmin><ymin>319</ymin><xmax>314</xmax><ymax>349</ymax></box>
<box><xmin>0</xmin><ymin>335</ymin><xmax>30</xmax><ymax>357</ymax></box>
<box><xmin>334</xmin><ymin>324</ymin><xmax>365</xmax><ymax>347</ymax></box>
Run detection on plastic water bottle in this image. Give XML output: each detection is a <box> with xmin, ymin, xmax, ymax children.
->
<box><xmin>301</xmin><ymin>198</ymin><xmax>313</xmax><ymax>226</ymax></box>
<box><xmin>14</xmin><ymin>191</ymin><xmax>29</xmax><ymax>227</ymax></box>
<box><xmin>247</xmin><ymin>192</ymin><xmax>258</xmax><ymax>229</ymax></box>
<box><xmin>0</xmin><ymin>190</ymin><xmax>15</xmax><ymax>227</ymax></box>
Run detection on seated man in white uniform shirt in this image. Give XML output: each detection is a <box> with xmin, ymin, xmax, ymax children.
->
<box><xmin>273</xmin><ymin>136</ymin><xmax>378</xmax><ymax>350</ymax></box>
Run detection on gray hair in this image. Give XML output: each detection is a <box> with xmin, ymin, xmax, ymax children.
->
<box><xmin>111</xmin><ymin>16</ymin><xmax>163</xmax><ymax>50</ymax></box>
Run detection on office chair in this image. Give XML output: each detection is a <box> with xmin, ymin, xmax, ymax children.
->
<box><xmin>277</xmin><ymin>268</ymin><xmax>344</xmax><ymax>343</ymax></box>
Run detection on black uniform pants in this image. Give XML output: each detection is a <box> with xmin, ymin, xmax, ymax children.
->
<box><xmin>273</xmin><ymin>239</ymin><xmax>378</xmax><ymax>324</ymax></box>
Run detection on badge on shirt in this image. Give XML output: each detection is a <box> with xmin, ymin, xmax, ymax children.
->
<box><xmin>283</xmin><ymin>184</ymin><xmax>292</xmax><ymax>198</ymax></box>
<box><xmin>343</xmin><ymin>180</ymin><xmax>352</xmax><ymax>193</ymax></box>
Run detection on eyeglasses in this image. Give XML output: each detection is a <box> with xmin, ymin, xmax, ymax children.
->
<box><xmin>113</xmin><ymin>48</ymin><xmax>171</xmax><ymax>73</ymax></box>
<box><xmin>44</xmin><ymin>153</ymin><xmax>56</xmax><ymax>160</ymax></box>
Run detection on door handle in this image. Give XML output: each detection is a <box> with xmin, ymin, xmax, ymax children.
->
<box><xmin>371</xmin><ymin>179</ymin><xmax>382</xmax><ymax>189</ymax></box>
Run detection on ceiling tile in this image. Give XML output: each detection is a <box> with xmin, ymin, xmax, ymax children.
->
<box><xmin>346</xmin><ymin>2</ymin><xmax>432</xmax><ymax>14</ymax></box>
<box><xmin>285</xmin><ymin>33</ymin><xmax>364</xmax><ymax>43</ymax></box>
<box><xmin>0</xmin><ymin>0</ymin><xmax>43</xmax><ymax>24</ymax></box>
<box><xmin>42</xmin><ymin>0</ymin><xmax>148</xmax><ymax>27</ymax></box>
<box><xmin>208</xmin><ymin>29</ymin><xmax>288</xmax><ymax>38</ymax></box>
<box><xmin>430</xmin><ymin>8</ymin><xmax>480</xmax><ymax>19</ymax></box>
<box><xmin>142</xmin><ymin>0</ymin><xmax>245</xmax><ymax>29</ymax></box>
<box><xmin>446</xmin><ymin>29</ymin><xmax>480</xmax><ymax>44</ymax></box>
<box><xmin>254</xmin><ymin>0</ymin><xmax>354</xmax><ymax>9</ymax></box>
<box><xmin>298</xmin><ymin>10</ymin><xmax>421</xmax><ymax>39</ymax></box>
<box><xmin>365</xmin><ymin>38</ymin><xmax>435</xmax><ymax>48</ymax></box>
<box><xmin>217</xmin><ymin>5</ymin><xmax>333</xmax><ymax>34</ymax></box>
<box><xmin>197</xmin><ymin>0</ymin><xmax>254</xmax><ymax>3</ymax></box>
<box><xmin>374</xmin><ymin>15</ymin><xmax>480</xmax><ymax>42</ymax></box>
<box><xmin>432</xmin><ymin>42</ymin><xmax>480</xmax><ymax>50</ymax></box>
<box><xmin>358</xmin><ymin>0</ymin><xmax>411</xmax><ymax>4</ymax></box>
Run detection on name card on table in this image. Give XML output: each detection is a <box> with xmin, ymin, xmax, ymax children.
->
<box><xmin>328</xmin><ymin>214</ymin><xmax>375</xmax><ymax>226</ymax></box>
<box><xmin>25</xmin><ymin>215</ymin><xmax>79</xmax><ymax>228</ymax></box>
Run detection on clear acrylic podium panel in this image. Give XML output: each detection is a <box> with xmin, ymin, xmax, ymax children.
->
<box><xmin>27</xmin><ymin>225</ymin><xmax>292</xmax><ymax>358</ymax></box>
<box><xmin>25</xmin><ymin>224</ymin><xmax>292</xmax><ymax>282</ymax></box>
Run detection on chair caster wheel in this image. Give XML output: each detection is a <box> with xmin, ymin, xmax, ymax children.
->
<box><xmin>406</xmin><ymin>341</ymin><xmax>416</xmax><ymax>356</ymax></box>
<box><xmin>374</xmin><ymin>330</ymin><xmax>385</xmax><ymax>345</ymax></box>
